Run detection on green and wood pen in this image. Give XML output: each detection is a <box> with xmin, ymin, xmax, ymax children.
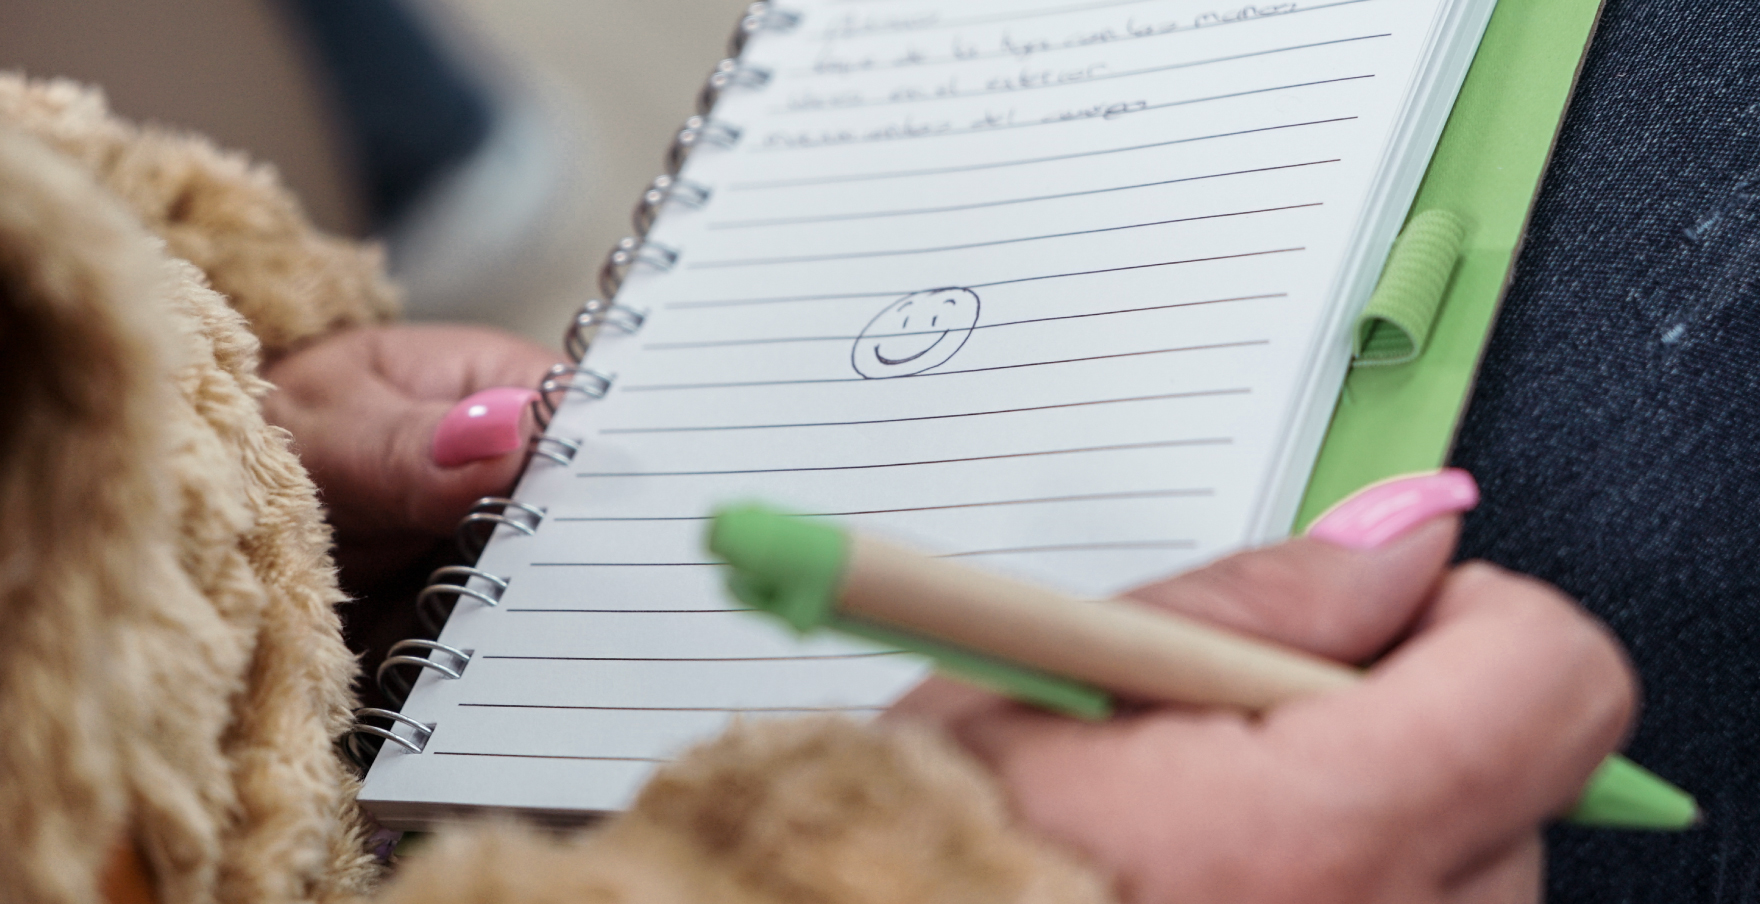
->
<box><xmin>706</xmin><ymin>503</ymin><xmax>1699</xmax><ymax>831</ymax></box>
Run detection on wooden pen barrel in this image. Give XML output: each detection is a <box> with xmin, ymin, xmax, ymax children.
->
<box><xmin>842</xmin><ymin>536</ymin><xmax>1359</xmax><ymax>712</ymax></box>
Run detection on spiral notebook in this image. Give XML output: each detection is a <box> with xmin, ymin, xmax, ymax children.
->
<box><xmin>351</xmin><ymin>0</ymin><xmax>1524</xmax><ymax>829</ymax></box>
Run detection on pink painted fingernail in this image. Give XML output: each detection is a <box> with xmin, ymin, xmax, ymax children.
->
<box><xmin>1307</xmin><ymin>469</ymin><xmax>1479</xmax><ymax>550</ymax></box>
<box><xmin>432</xmin><ymin>387</ymin><xmax>539</xmax><ymax>467</ymax></box>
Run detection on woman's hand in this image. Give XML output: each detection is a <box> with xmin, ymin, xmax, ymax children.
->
<box><xmin>263</xmin><ymin>324</ymin><xmax>564</xmax><ymax>586</ymax></box>
<box><xmin>892</xmin><ymin>475</ymin><xmax>1637</xmax><ymax>904</ymax></box>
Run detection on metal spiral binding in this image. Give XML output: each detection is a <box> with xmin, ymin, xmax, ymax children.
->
<box><xmin>728</xmin><ymin>1</ymin><xmax>802</xmax><ymax>57</ymax></box>
<box><xmin>531</xmin><ymin>360</ymin><xmax>616</xmax><ymax>430</ymax></box>
<box><xmin>416</xmin><ymin>564</ymin><xmax>511</xmax><ymax>634</ymax></box>
<box><xmin>532</xmin><ymin>435</ymin><xmax>582</xmax><ymax>466</ymax></box>
<box><xmin>455</xmin><ymin>497</ymin><xmax>545</xmax><ymax>559</ymax></box>
<box><xmin>582</xmin><ymin>1</ymin><xmax>791</xmax><ymax>357</ymax></box>
<box><xmin>347</xmin><ymin>2</ymin><xmax>804</xmax><ymax>779</ymax></box>
<box><xmin>698</xmin><ymin>58</ymin><xmax>773</xmax><ymax>114</ymax></box>
<box><xmin>663</xmin><ymin>115</ymin><xmax>743</xmax><ymax>177</ymax></box>
<box><xmin>377</xmin><ymin>639</ymin><xmax>473</xmax><ymax>706</ymax></box>
<box><xmin>344</xmin><ymin>708</ymin><xmax>434</xmax><ymax>769</ymax></box>
<box><xmin>598</xmin><ymin>236</ymin><xmax>681</xmax><ymax>299</ymax></box>
<box><xmin>565</xmin><ymin>298</ymin><xmax>648</xmax><ymax>362</ymax></box>
<box><xmin>633</xmin><ymin>174</ymin><xmax>712</xmax><ymax>234</ymax></box>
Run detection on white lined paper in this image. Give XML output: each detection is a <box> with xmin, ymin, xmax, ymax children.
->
<box><xmin>360</xmin><ymin>0</ymin><xmax>1495</xmax><ymax>826</ymax></box>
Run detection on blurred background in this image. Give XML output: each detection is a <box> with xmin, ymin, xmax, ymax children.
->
<box><xmin>0</xmin><ymin>0</ymin><xmax>753</xmax><ymax>343</ymax></box>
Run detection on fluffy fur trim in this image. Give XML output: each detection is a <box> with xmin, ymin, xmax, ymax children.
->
<box><xmin>0</xmin><ymin>74</ymin><xmax>399</xmax><ymax>359</ymax></box>
<box><xmin>0</xmin><ymin>126</ymin><xmax>376</xmax><ymax>904</ymax></box>
<box><xmin>382</xmin><ymin>718</ymin><xmax>1114</xmax><ymax>904</ymax></box>
<box><xmin>0</xmin><ymin>117</ymin><xmax>169</xmax><ymax>904</ymax></box>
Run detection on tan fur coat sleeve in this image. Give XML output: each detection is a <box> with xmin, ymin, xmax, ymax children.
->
<box><xmin>0</xmin><ymin>74</ymin><xmax>399</xmax><ymax>358</ymax></box>
<box><xmin>0</xmin><ymin>122</ymin><xmax>377</xmax><ymax>904</ymax></box>
<box><xmin>384</xmin><ymin>718</ymin><xmax>1112</xmax><ymax>904</ymax></box>
<box><xmin>0</xmin><ymin>77</ymin><xmax>1113</xmax><ymax>904</ymax></box>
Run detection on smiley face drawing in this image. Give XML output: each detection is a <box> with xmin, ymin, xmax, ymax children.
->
<box><xmin>851</xmin><ymin>288</ymin><xmax>981</xmax><ymax>379</ymax></box>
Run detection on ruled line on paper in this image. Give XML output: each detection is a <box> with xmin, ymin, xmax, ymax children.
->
<box><xmin>502</xmin><ymin>608</ymin><xmax>745</xmax><ymax>613</ymax></box>
<box><xmin>528</xmin><ymin>562</ymin><xmax>722</xmax><ymax>568</ymax></box>
<box><xmin>726</xmin><ymin>118</ymin><xmax>1356</xmax><ymax>190</ymax></box>
<box><xmin>553</xmin><ymin>488</ymin><xmax>1214</xmax><ymax>523</ymax></box>
<box><xmin>945</xmin><ymin>540</ymin><xmax>1199</xmax><ymax>557</ymax></box>
<box><xmin>500</xmin><ymin>538</ymin><xmax>1192</xmax><ymax>607</ymax></box>
<box><xmin>524</xmin><ymin>535</ymin><xmax>1209</xmax><ymax>569</ymax></box>
<box><xmin>709</xmin><ymin>161</ymin><xmax>1338</xmax><ymax>229</ymax></box>
<box><xmin>457</xmin><ymin>704</ymin><xmax>886</xmax><ymax>713</ymax></box>
<box><xmin>576</xmin><ymin>437</ymin><xmax>1233</xmax><ymax>478</ymax></box>
<box><xmin>797</xmin><ymin>0</ymin><xmax>1372</xmax><ymax>64</ymax></box>
<box><xmin>646</xmin><ymin>297</ymin><xmax>1281</xmax><ymax>351</ymax></box>
<box><xmin>814</xmin><ymin>0</ymin><xmax>1371</xmax><ymax>39</ymax></box>
<box><xmin>620</xmin><ymin>341</ymin><xmax>1269</xmax><ymax>392</ymax></box>
<box><xmin>818</xmin><ymin>0</ymin><xmax>1178</xmax><ymax>35</ymax></box>
<box><xmin>773</xmin><ymin>34</ymin><xmax>1390</xmax><ymax>114</ymax></box>
<box><xmin>552</xmin><ymin>488</ymin><xmax>1213</xmax><ymax>523</ymax></box>
<box><xmin>431</xmin><ymin>752</ymin><xmax>672</xmax><ymax>763</ymax></box>
<box><xmin>663</xmin><ymin>249</ymin><xmax>1303</xmax><ymax>309</ymax></box>
<box><xmin>685</xmin><ymin>203</ymin><xmax>1320</xmax><ymax>269</ymax></box>
<box><xmin>599</xmin><ymin>388</ymin><xmax>1251</xmax><ymax>435</ymax></box>
<box><xmin>481</xmin><ymin>652</ymin><xmax>908</xmax><ymax>662</ymax></box>
<box><xmin>754</xmin><ymin>74</ymin><xmax>1374</xmax><ymax>150</ymax></box>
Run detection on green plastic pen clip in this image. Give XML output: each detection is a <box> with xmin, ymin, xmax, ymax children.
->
<box><xmin>705</xmin><ymin>503</ymin><xmax>1698</xmax><ymax>831</ymax></box>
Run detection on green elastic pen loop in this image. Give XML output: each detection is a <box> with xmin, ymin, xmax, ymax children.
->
<box><xmin>1353</xmin><ymin>209</ymin><xmax>1467</xmax><ymax>367</ymax></box>
<box><xmin>1567</xmin><ymin>755</ymin><xmax>1699</xmax><ymax>830</ymax></box>
<box><xmin>708</xmin><ymin>504</ymin><xmax>1111</xmax><ymax>720</ymax></box>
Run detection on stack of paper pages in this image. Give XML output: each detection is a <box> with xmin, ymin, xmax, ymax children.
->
<box><xmin>361</xmin><ymin>0</ymin><xmax>1498</xmax><ymax>827</ymax></box>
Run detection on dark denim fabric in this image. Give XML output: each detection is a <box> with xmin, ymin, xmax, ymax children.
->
<box><xmin>1450</xmin><ymin>0</ymin><xmax>1760</xmax><ymax>898</ymax></box>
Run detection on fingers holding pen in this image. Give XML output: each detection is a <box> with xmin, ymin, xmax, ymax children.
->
<box><xmin>1132</xmin><ymin>518</ymin><xmax>1458</xmax><ymax>663</ymax></box>
<box><xmin>903</xmin><ymin>470</ymin><xmax>1636</xmax><ymax>903</ymax></box>
<box><xmin>933</xmin><ymin>561</ymin><xmax>1634</xmax><ymax>904</ymax></box>
<box><xmin>893</xmin><ymin>471</ymin><xmax>1473</xmax><ymax>730</ymax></box>
<box><xmin>1126</xmin><ymin>469</ymin><xmax>1475</xmax><ymax>663</ymax></box>
<box><xmin>1267</xmin><ymin>561</ymin><xmax>1637</xmax><ymax>870</ymax></box>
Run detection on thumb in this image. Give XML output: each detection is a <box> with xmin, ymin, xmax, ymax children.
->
<box><xmin>1127</xmin><ymin>469</ymin><xmax>1478</xmax><ymax>662</ymax></box>
<box><xmin>894</xmin><ymin>470</ymin><xmax>1477</xmax><ymax>724</ymax></box>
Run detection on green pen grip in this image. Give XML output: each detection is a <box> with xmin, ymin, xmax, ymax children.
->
<box><xmin>708</xmin><ymin>503</ymin><xmax>1109</xmax><ymax>719</ymax></box>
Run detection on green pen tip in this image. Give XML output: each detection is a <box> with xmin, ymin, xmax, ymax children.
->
<box><xmin>1568</xmin><ymin>755</ymin><xmax>1699</xmax><ymax>831</ymax></box>
<box><xmin>707</xmin><ymin>504</ymin><xmax>850</xmax><ymax>632</ymax></box>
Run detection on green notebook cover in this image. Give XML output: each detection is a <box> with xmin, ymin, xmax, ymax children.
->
<box><xmin>1296</xmin><ymin>0</ymin><xmax>1605</xmax><ymax>528</ymax></box>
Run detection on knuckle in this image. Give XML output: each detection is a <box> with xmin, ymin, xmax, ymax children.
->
<box><xmin>1165</xmin><ymin>758</ymin><xmax>1416</xmax><ymax>904</ymax></box>
<box><xmin>1449</xmin><ymin>562</ymin><xmax>1638</xmax><ymax>731</ymax></box>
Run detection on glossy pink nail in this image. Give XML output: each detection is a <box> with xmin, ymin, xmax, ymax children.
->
<box><xmin>432</xmin><ymin>387</ymin><xmax>538</xmax><ymax>467</ymax></box>
<box><xmin>1307</xmin><ymin>468</ymin><xmax>1479</xmax><ymax>550</ymax></box>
